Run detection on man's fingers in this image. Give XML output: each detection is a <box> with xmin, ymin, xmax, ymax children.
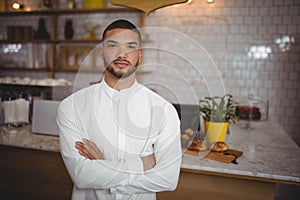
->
<box><xmin>75</xmin><ymin>141</ymin><xmax>95</xmax><ymax>159</ymax></box>
<box><xmin>79</xmin><ymin>150</ymin><xmax>92</xmax><ymax>159</ymax></box>
<box><xmin>80</xmin><ymin>147</ymin><xmax>94</xmax><ymax>159</ymax></box>
<box><xmin>75</xmin><ymin>141</ymin><xmax>85</xmax><ymax>150</ymax></box>
<box><xmin>75</xmin><ymin>139</ymin><xmax>103</xmax><ymax>160</ymax></box>
<box><xmin>83</xmin><ymin>138</ymin><xmax>104</xmax><ymax>159</ymax></box>
<box><xmin>82</xmin><ymin>138</ymin><xmax>98</xmax><ymax>152</ymax></box>
<box><xmin>141</xmin><ymin>153</ymin><xmax>156</xmax><ymax>171</ymax></box>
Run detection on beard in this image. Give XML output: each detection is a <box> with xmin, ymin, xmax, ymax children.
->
<box><xmin>104</xmin><ymin>58</ymin><xmax>139</xmax><ymax>79</ymax></box>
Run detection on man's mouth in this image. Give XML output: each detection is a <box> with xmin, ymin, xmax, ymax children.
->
<box><xmin>113</xmin><ymin>60</ymin><xmax>130</xmax><ymax>68</ymax></box>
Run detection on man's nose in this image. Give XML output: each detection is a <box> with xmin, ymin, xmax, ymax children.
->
<box><xmin>117</xmin><ymin>46</ymin><xmax>128</xmax><ymax>58</ymax></box>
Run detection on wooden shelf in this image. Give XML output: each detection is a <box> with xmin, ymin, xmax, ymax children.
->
<box><xmin>0</xmin><ymin>10</ymin><xmax>56</xmax><ymax>16</ymax></box>
<box><xmin>0</xmin><ymin>40</ymin><xmax>52</xmax><ymax>44</ymax></box>
<box><xmin>0</xmin><ymin>66</ymin><xmax>49</xmax><ymax>71</ymax></box>
<box><xmin>0</xmin><ymin>8</ymin><xmax>141</xmax><ymax>16</ymax></box>
<box><xmin>55</xmin><ymin>39</ymin><xmax>102</xmax><ymax>43</ymax></box>
<box><xmin>54</xmin><ymin>8</ymin><xmax>141</xmax><ymax>14</ymax></box>
<box><xmin>56</xmin><ymin>68</ymin><xmax>103</xmax><ymax>73</ymax></box>
<box><xmin>0</xmin><ymin>38</ymin><xmax>155</xmax><ymax>44</ymax></box>
<box><xmin>0</xmin><ymin>39</ymin><xmax>102</xmax><ymax>44</ymax></box>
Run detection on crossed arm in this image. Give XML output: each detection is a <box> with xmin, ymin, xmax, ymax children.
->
<box><xmin>75</xmin><ymin>138</ymin><xmax>156</xmax><ymax>171</ymax></box>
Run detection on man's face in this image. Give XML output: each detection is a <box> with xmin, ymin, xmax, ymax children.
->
<box><xmin>102</xmin><ymin>28</ymin><xmax>142</xmax><ymax>79</ymax></box>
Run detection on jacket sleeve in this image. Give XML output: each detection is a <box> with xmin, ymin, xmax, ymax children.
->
<box><xmin>57</xmin><ymin>98</ymin><xmax>144</xmax><ymax>190</ymax></box>
<box><xmin>110</xmin><ymin>103</ymin><xmax>182</xmax><ymax>194</ymax></box>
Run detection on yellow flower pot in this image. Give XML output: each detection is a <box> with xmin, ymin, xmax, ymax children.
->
<box><xmin>204</xmin><ymin>121</ymin><xmax>229</xmax><ymax>143</ymax></box>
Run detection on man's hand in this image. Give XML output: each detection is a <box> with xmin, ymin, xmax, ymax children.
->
<box><xmin>75</xmin><ymin>139</ymin><xmax>156</xmax><ymax>171</ymax></box>
<box><xmin>75</xmin><ymin>138</ymin><xmax>104</xmax><ymax>160</ymax></box>
<box><xmin>141</xmin><ymin>154</ymin><xmax>156</xmax><ymax>171</ymax></box>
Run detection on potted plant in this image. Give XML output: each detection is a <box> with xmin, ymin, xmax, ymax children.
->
<box><xmin>199</xmin><ymin>94</ymin><xmax>239</xmax><ymax>144</ymax></box>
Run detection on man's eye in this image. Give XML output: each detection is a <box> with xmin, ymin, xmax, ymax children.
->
<box><xmin>128</xmin><ymin>45</ymin><xmax>137</xmax><ymax>49</ymax></box>
<box><xmin>108</xmin><ymin>44</ymin><xmax>117</xmax><ymax>48</ymax></box>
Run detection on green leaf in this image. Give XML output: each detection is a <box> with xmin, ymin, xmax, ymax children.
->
<box><xmin>198</xmin><ymin>94</ymin><xmax>239</xmax><ymax>123</ymax></box>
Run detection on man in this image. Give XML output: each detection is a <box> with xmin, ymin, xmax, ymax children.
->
<box><xmin>57</xmin><ymin>19</ymin><xmax>182</xmax><ymax>200</ymax></box>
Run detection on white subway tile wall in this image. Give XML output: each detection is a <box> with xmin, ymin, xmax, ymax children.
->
<box><xmin>142</xmin><ymin>0</ymin><xmax>300</xmax><ymax>145</ymax></box>
<box><xmin>0</xmin><ymin>0</ymin><xmax>299</xmax><ymax>145</ymax></box>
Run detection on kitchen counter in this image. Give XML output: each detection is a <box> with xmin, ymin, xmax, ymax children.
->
<box><xmin>0</xmin><ymin>125</ymin><xmax>60</xmax><ymax>152</ymax></box>
<box><xmin>1</xmin><ymin>121</ymin><xmax>299</xmax><ymax>199</ymax></box>
<box><xmin>182</xmin><ymin>120</ymin><xmax>300</xmax><ymax>184</ymax></box>
<box><xmin>160</xmin><ymin>120</ymin><xmax>300</xmax><ymax>200</ymax></box>
<box><xmin>1</xmin><ymin>121</ymin><xmax>299</xmax><ymax>184</ymax></box>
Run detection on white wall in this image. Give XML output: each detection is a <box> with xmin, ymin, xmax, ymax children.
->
<box><xmin>141</xmin><ymin>0</ymin><xmax>300</xmax><ymax>145</ymax></box>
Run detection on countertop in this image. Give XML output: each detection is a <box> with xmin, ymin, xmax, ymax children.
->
<box><xmin>0</xmin><ymin>125</ymin><xmax>60</xmax><ymax>152</ymax></box>
<box><xmin>182</xmin><ymin>120</ymin><xmax>300</xmax><ymax>184</ymax></box>
<box><xmin>1</xmin><ymin>120</ymin><xmax>299</xmax><ymax>184</ymax></box>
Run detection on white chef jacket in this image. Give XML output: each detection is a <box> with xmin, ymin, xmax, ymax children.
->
<box><xmin>57</xmin><ymin>79</ymin><xmax>182</xmax><ymax>200</ymax></box>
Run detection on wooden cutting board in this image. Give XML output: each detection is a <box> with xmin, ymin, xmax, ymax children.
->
<box><xmin>184</xmin><ymin>148</ymin><xmax>243</xmax><ymax>164</ymax></box>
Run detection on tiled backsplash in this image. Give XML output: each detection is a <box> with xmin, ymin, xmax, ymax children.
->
<box><xmin>1</xmin><ymin>0</ymin><xmax>299</xmax><ymax>145</ymax></box>
<box><xmin>141</xmin><ymin>0</ymin><xmax>300</xmax><ymax>144</ymax></box>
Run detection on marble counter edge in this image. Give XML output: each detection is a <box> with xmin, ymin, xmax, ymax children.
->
<box><xmin>0</xmin><ymin>125</ymin><xmax>60</xmax><ymax>152</ymax></box>
<box><xmin>0</xmin><ymin>140</ymin><xmax>60</xmax><ymax>152</ymax></box>
<box><xmin>180</xmin><ymin>162</ymin><xmax>300</xmax><ymax>184</ymax></box>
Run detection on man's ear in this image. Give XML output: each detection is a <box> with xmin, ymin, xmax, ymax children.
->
<box><xmin>100</xmin><ymin>46</ymin><xmax>104</xmax><ymax>56</ymax></box>
<box><xmin>138</xmin><ymin>49</ymin><xmax>143</xmax><ymax>64</ymax></box>
<box><xmin>139</xmin><ymin>48</ymin><xmax>142</xmax><ymax>59</ymax></box>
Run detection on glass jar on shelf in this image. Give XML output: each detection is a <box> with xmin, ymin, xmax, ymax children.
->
<box><xmin>66</xmin><ymin>0</ymin><xmax>76</xmax><ymax>9</ymax></box>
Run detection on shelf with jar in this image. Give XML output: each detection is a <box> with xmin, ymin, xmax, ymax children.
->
<box><xmin>0</xmin><ymin>0</ymin><xmax>145</xmax><ymax>78</ymax></box>
<box><xmin>0</xmin><ymin>0</ymin><xmax>140</xmax><ymax>15</ymax></box>
<box><xmin>0</xmin><ymin>42</ymin><xmax>50</xmax><ymax>70</ymax></box>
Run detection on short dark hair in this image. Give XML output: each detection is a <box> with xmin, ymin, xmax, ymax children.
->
<box><xmin>102</xmin><ymin>19</ymin><xmax>141</xmax><ymax>43</ymax></box>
